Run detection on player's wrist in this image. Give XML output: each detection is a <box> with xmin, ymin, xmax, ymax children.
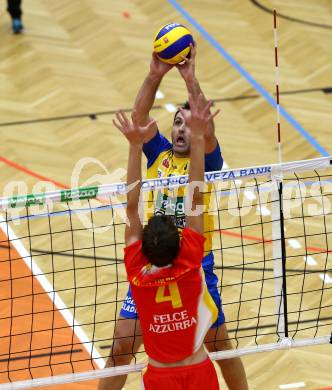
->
<box><xmin>129</xmin><ymin>141</ymin><xmax>144</xmax><ymax>149</ymax></box>
<box><xmin>190</xmin><ymin>132</ymin><xmax>205</xmax><ymax>142</ymax></box>
<box><xmin>147</xmin><ymin>71</ymin><xmax>163</xmax><ymax>83</ymax></box>
<box><xmin>204</xmin><ymin>129</ymin><xmax>215</xmax><ymax>140</ymax></box>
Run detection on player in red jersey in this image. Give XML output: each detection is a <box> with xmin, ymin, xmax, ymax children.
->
<box><xmin>113</xmin><ymin>92</ymin><xmax>220</xmax><ymax>389</ymax></box>
<box><xmin>99</xmin><ymin>44</ymin><xmax>248</xmax><ymax>390</ymax></box>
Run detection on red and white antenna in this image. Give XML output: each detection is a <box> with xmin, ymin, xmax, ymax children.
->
<box><xmin>273</xmin><ymin>9</ymin><xmax>282</xmax><ymax>165</ymax></box>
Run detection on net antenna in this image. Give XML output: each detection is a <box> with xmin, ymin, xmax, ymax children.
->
<box><xmin>274</xmin><ymin>9</ymin><xmax>282</xmax><ymax>166</ymax></box>
<box><xmin>271</xmin><ymin>9</ymin><xmax>289</xmax><ymax>342</ymax></box>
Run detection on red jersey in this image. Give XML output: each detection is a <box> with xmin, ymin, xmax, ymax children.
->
<box><xmin>124</xmin><ymin>228</ymin><xmax>218</xmax><ymax>363</ymax></box>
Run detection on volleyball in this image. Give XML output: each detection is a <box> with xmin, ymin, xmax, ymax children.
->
<box><xmin>153</xmin><ymin>23</ymin><xmax>194</xmax><ymax>65</ymax></box>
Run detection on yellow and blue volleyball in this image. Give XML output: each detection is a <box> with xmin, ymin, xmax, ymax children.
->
<box><xmin>153</xmin><ymin>23</ymin><xmax>194</xmax><ymax>65</ymax></box>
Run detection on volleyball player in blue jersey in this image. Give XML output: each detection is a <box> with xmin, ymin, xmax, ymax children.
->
<box><xmin>99</xmin><ymin>44</ymin><xmax>248</xmax><ymax>390</ymax></box>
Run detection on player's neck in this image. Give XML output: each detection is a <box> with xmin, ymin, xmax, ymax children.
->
<box><xmin>173</xmin><ymin>150</ymin><xmax>190</xmax><ymax>158</ymax></box>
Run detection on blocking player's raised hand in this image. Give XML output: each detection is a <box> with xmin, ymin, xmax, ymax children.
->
<box><xmin>113</xmin><ymin>110</ymin><xmax>156</xmax><ymax>145</ymax></box>
<box><xmin>179</xmin><ymin>93</ymin><xmax>220</xmax><ymax>137</ymax></box>
<box><xmin>182</xmin><ymin>93</ymin><xmax>219</xmax><ymax>234</ymax></box>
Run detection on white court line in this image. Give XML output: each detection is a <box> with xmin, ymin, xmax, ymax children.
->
<box><xmin>288</xmin><ymin>239</ymin><xmax>302</xmax><ymax>249</ymax></box>
<box><xmin>0</xmin><ymin>215</ymin><xmax>104</xmax><ymax>369</ymax></box>
<box><xmin>279</xmin><ymin>382</ymin><xmax>305</xmax><ymax>389</ymax></box>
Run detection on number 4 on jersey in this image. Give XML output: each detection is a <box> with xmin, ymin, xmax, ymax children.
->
<box><xmin>155</xmin><ymin>282</ymin><xmax>183</xmax><ymax>309</ymax></box>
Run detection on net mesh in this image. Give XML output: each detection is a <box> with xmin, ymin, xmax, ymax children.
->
<box><xmin>0</xmin><ymin>157</ymin><xmax>331</xmax><ymax>388</ymax></box>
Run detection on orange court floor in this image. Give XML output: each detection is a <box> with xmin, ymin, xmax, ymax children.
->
<box><xmin>0</xmin><ymin>228</ymin><xmax>99</xmax><ymax>390</ymax></box>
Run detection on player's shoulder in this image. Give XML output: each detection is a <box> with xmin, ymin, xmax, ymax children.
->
<box><xmin>182</xmin><ymin>227</ymin><xmax>205</xmax><ymax>240</ymax></box>
<box><xmin>144</xmin><ymin>130</ymin><xmax>172</xmax><ymax>169</ymax></box>
<box><xmin>175</xmin><ymin>228</ymin><xmax>205</xmax><ymax>270</ymax></box>
<box><xmin>205</xmin><ymin>142</ymin><xmax>223</xmax><ymax>172</ymax></box>
<box><xmin>180</xmin><ymin>227</ymin><xmax>205</xmax><ymax>251</ymax></box>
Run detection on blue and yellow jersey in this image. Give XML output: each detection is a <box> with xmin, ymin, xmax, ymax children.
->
<box><xmin>143</xmin><ymin>131</ymin><xmax>223</xmax><ymax>257</ymax></box>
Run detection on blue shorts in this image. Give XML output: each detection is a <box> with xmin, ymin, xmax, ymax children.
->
<box><xmin>120</xmin><ymin>252</ymin><xmax>225</xmax><ymax>328</ymax></box>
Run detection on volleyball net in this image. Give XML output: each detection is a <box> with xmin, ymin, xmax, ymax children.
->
<box><xmin>0</xmin><ymin>156</ymin><xmax>331</xmax><ymax>389</ymax></box>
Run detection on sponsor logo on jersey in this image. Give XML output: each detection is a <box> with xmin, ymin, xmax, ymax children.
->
<box><xmin>162</xmin><ymin>159</ymin><xmax>170</xmax><ymax>168</ymax></box>
<box><xmin>149</xmin><ymin>309</ymin><xmax>197</xmax><ymax>334</ymax></box>
<box><xmin>155</xmin><ymin>193</ymin><xmax>186</xmax><ymax>229</ymax></box>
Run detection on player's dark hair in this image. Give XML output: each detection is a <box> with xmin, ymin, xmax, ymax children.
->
<box><xmin>173</xmin><ymin>101</ymin><xmax>190</xmax><ymax>123</ymax></box>
<box><xmin>142</xmin><ymin>215</ymin><xmax>180</xmax><ymax>267</ymax></box>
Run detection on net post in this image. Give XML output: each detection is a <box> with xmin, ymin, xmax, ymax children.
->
<box><xmin>271</xmin><ymin>166</ymin><xmax>289</xmax><ymax>339</ymax></box>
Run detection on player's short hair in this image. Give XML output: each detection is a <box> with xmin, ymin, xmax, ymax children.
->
<box><xmin>142</xmin><ymin>215</ymin><xmax>180</xmax><ymax>267</ymax></box>
<box><xmin>173</xmin><ymin>101</ymin><xmax>190</xmax><ymax>123</ymax></box>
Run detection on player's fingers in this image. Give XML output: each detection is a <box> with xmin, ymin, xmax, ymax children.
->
<box><xmin>180</xmin><ymin>55</ymin><xmax>190</xmax><ymax>64</ymax></box>
<box><xmin>115</xmin><ymin>111</ymin><xmax>126</xmax><ymax>127</ymax></box>
<box><xmin>120</xmin><ymin>110</ymin><xmax>130</xmax><ymax>124</ymax></box>
<box><xmin>152</xmin><ymin>52</ymin><xmax>159</xmax><ymax>61</ymax></box>
<box><xmin>178</xmin><ymin>107</ymin><xmax>189</xmax><ymax>121</ymax></box>
<box><xmin>112</xmin><ymin>118</ymin><xmax>124</xmax><ymax>132</ymax></box>
<box><xmin>114</xmin><ymin>112</ymin><xmax>124</xmax><ymax>126</ymax></box>
<box><xmin>145</xmin><ymin>119</ymin><xmax>156</xmax><ymax>130</ymax></box>
<box><xmin>202</xmin><ymin>99</ymin><xmax>214</xmax><ymax>115</ymax></box>
<box><xmin>208</xmin><ymin>109</ymin><xmax>221</xmax><ymax>121</ymax></box>
<box><xmin>190</xmin><ymin>42</ymin><xmax>196</xmax><ymax>58</ymax></box>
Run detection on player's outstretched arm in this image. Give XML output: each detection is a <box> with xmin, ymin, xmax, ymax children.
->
<box><xmin>177</xmin><ymin>43</ymin><xmax>219</xmax><ymax>153</ymax></box>
<box><xmin>113</xmin><ymin>110</ymin><xmax>156</xmax><ymax>246</ymax></box>
<box><xmin>182</xmin><ymin>94</ymin><xmax>220</xmax><ymax>234</ymax></box>
<box><xmin>133</xmin><ymin>53</ymin><xmax>173</xmax><ymax>142</ymax></box>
